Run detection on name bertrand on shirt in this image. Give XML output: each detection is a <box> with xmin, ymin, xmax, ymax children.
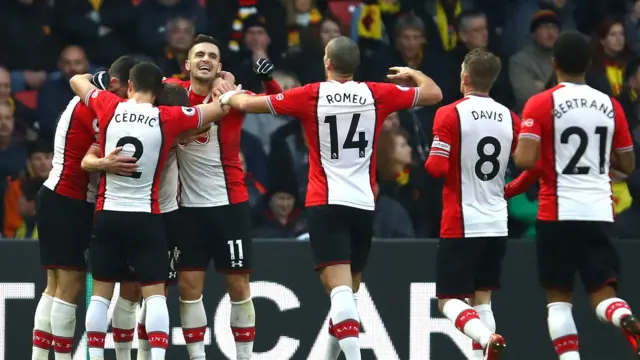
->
<box><xmin>552</xmin><ymin>98</ymin><xmax>615</xmax><ymax>119</ymax></box>
<box><xmin>113</xmin><ymin>112</ymin><xmax>158</xmax><ymax>127</ymax></box>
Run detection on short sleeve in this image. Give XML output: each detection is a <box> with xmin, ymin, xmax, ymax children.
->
<box><xmin>519</xmin><ymin>92</ymin><xmax>551</xmax><ymax>141</ymax></box>
<box><xmin>265</xmin><ymin>84</ymin><xmax>315</xmax><ymax>119</ymax></box>
<box><xmin>368</xmin><ymin>82</ymin><xmax>419</xmax><ymax>117</ymax></box>
<box><xmin>510</xmin><ymin>111</ymin><xmax>522</xmax><ymax>153</ymax></box>
<box><xmin>158</xmin><ymin>105</ymin><xmax>203</xmax><ymax>138</ymax></box>
<box><xmin>429</xmin><ymin>105</ymin><xmax>458</xmax><ymax>158</ymax></box>
<box><xmin>611</xmin><ymin>98</ymin><xmax>634</xmax><ymax>153</ymax></box>
<box><xmin>84</xmin><ymin>89</ymin><xmax>122</xmax><ymax>125</ymax></box>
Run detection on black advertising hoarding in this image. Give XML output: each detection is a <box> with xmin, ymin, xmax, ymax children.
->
<box><xmin>1</xmin><ymin>239</ymin><xmax>640</xmax><ymax>359</ymax></box>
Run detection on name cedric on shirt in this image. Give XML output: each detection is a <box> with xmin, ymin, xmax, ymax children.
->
<box><xmin>113</xmin><ymin>112</ymin><xmax>158</xmax><ymax>127</ymax></box>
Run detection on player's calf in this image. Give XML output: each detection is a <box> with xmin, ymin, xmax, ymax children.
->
<box><xmin>51</xmin><ymin>269</ymin><xmax>84</xmax><ymax>360</ymax></box>
<box><xmin>469</xmin><ymin>292</ymin><xmax>496</xmax><ymax>360</ymax></box>
<box><xmin>86</xmin><ymin>281</ymin><xmax>115</xmax><ymax>360</ymax></box>
<box><xmin>31</xmin><ymin>271</ymin><xmax>56</xmax><ymax>360</ymax></box>
<box><xmin>225</xmin><ymin>273</ymin><xmax>255</xmax><ymax>360</ymax></box>
<box><xmin>178</xmin><ymin>271</ymin><xmax>207</xmax><ymax>359</ymax></box>
<box><xmin>112</xmin><ymin>283</ymin><xmax>140</xmax><ymax>360</ymax></box>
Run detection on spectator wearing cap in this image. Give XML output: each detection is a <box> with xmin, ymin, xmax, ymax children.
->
<box><xmin>587</xmin><ymin>18</ymin><xmax>634</xmax><ymax>97</ymax></box>
<box><xmin>3</xmin><ymin>139</ymin><xmax>52</xmax><ymax>238</ymax></box>
<box><xmin>509</xmin><ymin>9</ymin><xmax>560</xmax><ymax>114</ymax></box>
<box><xmin>251</xmin><ymin>177</ymin><xmax>307</xmax><ymax>239</ymax></box>
<box><xmin>155</xmin><ymin>17</ymin><xmax>196</xmax><ymax>79</ymax></box>
<box><xmin>232</xmin><ymin>14</ymin><xmax>288</xmax><ymax>94</ymax></box>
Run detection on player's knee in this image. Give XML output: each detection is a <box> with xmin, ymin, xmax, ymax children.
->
<box><xmin>320</xmin><ymin>264</ymin><xmax>352</xmax><ymax>292</ymax></box>
<box><xmin>545</xmin><ymin>289</ymin><xmax>573</xmax><ymax>304</ymax></box>
<box><xmin>119</xmin><ymin>282</ymin><xmax>142</xmax><ymax>302</ymax></box>
<box><xmin>55</xmin><ymin>269</ymin><xmax>85</xmax><ymax>303</ymax></box>
<box><xmin>178</xmin><ymin>271</ymin><xmax>205</xmax><ymax>300</ymax></box>
<box><xmin>141</xmin><ymin>283</ymin><xmax>165</xmax><ymax>298</ymax></box>
<box><xmin>44</xmin><ymin>270</ymin><xmax>57</xmax><ymax>297</ymax></box>
<box><xmin>225</xmin><ymin>273</ymin><xmax>250</xmax><ymax>301</ymax></box>
<box><xmin>92</xmin><ymin>280</ymin><xmax>115</xmax><ymax>299</ymax></box>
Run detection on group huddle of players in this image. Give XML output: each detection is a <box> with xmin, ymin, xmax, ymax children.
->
<box><xmin>27</xmin><ymin>31</ymin><xmax>640</xmax><ymax>360</ymax></box>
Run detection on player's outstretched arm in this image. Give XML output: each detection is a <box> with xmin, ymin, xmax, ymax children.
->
<box><xmin>253</xmin><ymin>58</ymin><xmax>282</xmax><ymax>94</ymax></box>
<box><xmin>505</xmin><ymin>168</ymin><xmax>540</xmax><ymax>199</ymax></box>
<box><xmin>69</xmin><ymin>74</ymin><xmax>97</xmax><ymax>101</ymax></box>
<box><xmin>81</xmin><ymin>146</ymin><xmax>137</xmax><ymax>176</ymax></box>
<box><xmin>219</xmin><ymin>89</ymin><xmax>271</xmax><ymax>114</ymax></box>
<box><xmin>387</xmin><ymin>67</ymin><xmax>442</xmax><ymax>106</ymax></box>
<box><xmin>513</xmin><ymin>137</ymin><xmax>540</xmax><ymax>169</ymax></box>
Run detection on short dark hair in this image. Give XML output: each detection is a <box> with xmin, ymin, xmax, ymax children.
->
<box><xmin>553</xmin><ymin>31</ymin><xmax>590</xmax><ymax>76</ymax></box>
<box><xmin>155</xmin><ymin>84</ymin><xmax>189</xmax><ymax>107</ymax></box>
<box><xmin>129</xmin><ymin>62</ymin><xmax>164</xmax><ymax>97</ymax></box>
<box><xmin>326</xmin><ymin>36</ymin><xmax>360</xmax><ymax>76</ymax></box>
<box><xmin>463</xmin><ymin>48</ymin><xmax>501</xmax><ymax>92</ymax></box>
<box><xmin>108</xmin><ymin>55</ymin><xmax>139</xmax><ymax>84</ymax></box>
<box><xmin>455</xmin><ymin>9</ymin><xmax>486</xmax><ymax>33</ymax></box>
<box><xmin>189</xmin><ymin>34</ymin><xmax>220</xmax><ymax>56</ymax></box>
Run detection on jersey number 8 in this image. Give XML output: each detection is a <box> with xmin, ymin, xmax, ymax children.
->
<box><xmin>475</xmin><ymin>136</ymin><xmax>502</xmax><ymax>181</ymax></box>
<box><xmin>324</xmin><ymin>114</ymin><xmax>369</xmax><ymax>159</ymax></box>
<box><xmin>116</xmin><ymin>136</ymin><xmax>144</xmax><ymax>179</ymax></box>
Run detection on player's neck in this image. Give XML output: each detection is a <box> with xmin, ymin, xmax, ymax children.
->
<box><xmin>130</xmin><ymin>92</ymin><xmax>155</xmax><ymax>104</ymax></box>
<box><xmin>327</xmin><ymin>73</ymin><xmax>353</xmax><ymax>82</ymax></box>
<box><xmin>556</xmin><ymin>72</ymin><xmax>585</xmax><ymax>85</ymax></box>
<box><xmin>464</xmin><ymin>90</ymin><xmax>489</xmax><ymax>97</ymax></box>
<box><xmin>191</xmin><ymin>79</ymin><xmax>212</xmax><ymax>96</ymax></box>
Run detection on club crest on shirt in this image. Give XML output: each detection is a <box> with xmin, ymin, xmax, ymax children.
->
<box><xmin>395</xmin><ymin>85</ymin><xmax>410</xmax><ymax>91</ymax></box>
<box><xmin>92</xmin><ymin>119</ymin><xmax>99</xmax><ymax>132</ymax></box>
<box><xmin>91</xmin><ymin>90</ymin><xmax>100</xmax><ymax>98</ymax></box>
<box><xmin>182</xmin><ymin>107</ymin><xmax>196</xmax><ymax>116</ymax></box>
<box><xmin>275</xmin><ymin>93</ymin><xmax>284</xmax><ymax>101</ymax></box>
<box><xmin>522</xmin><ymin>118</ymin><xmax>534</xmax><ymax>127</ymax></box>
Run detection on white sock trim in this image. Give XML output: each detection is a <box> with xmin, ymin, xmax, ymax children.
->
<box><xmin>116</xmin><ymin>297</ymin><xmax>138</xmax><ymax>310</ymax></box>
<box><xmin>330</xmin><ymin>285</ymin><xmax>352</xmax><ymax>300</ymax></box>
<box><xmin>145</xmin><ymin>295</ymin><xmax>166</xmax><ymax>302</ymax></box>
<box><xmin>230</xmin><ymin>297</ymin><xmax>252</xmax><ymax>305</ymax></box>
<box><xmin>53</xmin><ymin>297</ymin><xmax>77</xmax><ymax>308</ymax></box>
<box><xmin>179</xmin><ymin>296</ymin><xmax>203</xmax><ymax>304</ymax></box>
<box><xmin>90</xmin><ymin>296</ymin><xmax>111</xmax><ymax>306</ymax></box>
<box><xmin>474</xmin><ymin>304</ymin><xmax>491</xmax><ymax>312</ymax></box>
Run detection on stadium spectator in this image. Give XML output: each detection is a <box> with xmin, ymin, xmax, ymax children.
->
<box><xmin>0</xmin><ymin>67</ymin><xmax>36</xmax><ymax>141</ymax></box>
<box><xmin>373</xmin><ymin>182</ymin><xmax>415</xmax><ymax>238</ymax></box>
<box><xmin>267</xmin><ymin>118</ymin><xmax>309</xmax><ymax>201</ymax></box>
<box><xmin>509</xmin><ymin>9</ymin><xmax>560</xmax><ymax>114</ymax></box>
<box><xmin>292</xmin><ymin>14</ymin><xmax>343</xmax><ymax>85</ymax></box>
<box><xmin>587</xmin><ymin>18</ymin><xmax>634</xmax><ymax>97</ymax></box>
<box><xmin>53</xmin><ymin>0</ymin><xmax>135</xmax><ymax>66</ymax></box>
<box><xmin>243</xmin><ymin>71</ymin><xmax>298</xmax><ymax>153</ymax></box>
<box><xmin>420</xmin><ymin>0</ymin><xmax>474</xmax><ymax>53</ymax></box>
<box><xmin>252</xmin><ymin>179</ymin><xmax>306</xmax><ymax>239</ymax></box>
<box><xmin>240</xmin><ymin>151</ymin><xmax>267</xmax><ymax>208</ymax></box>
<box><xmin>36</xmin><ymin>46</ymin><xmax>89</xmax><ymax>141</ymax></box>
<box><xmin>377</xmin><ymin>127</ymin><xmax>438</xmax><ymax>238</ymax></box>
<box><xmin>283</xmin><ymin>0</ymin><xmax>324</xmax><ymax>56</ymax></box>
<box><xmin>0</xmin><ymin>100</ymin><xmax>28</xmax><ymax>231</ymax></box>
<box><xmin>241</xmin><ymin>130</ymin><xmax>269</xmax><ymax>185</ymax></box>
<box><xmin>452</xmin><ymin>9</ymin><xmax>512</xmax><ymax>107</ymax></box>
<box><xmin>233</xmin><ymin>14</ymin><xmax>289</xmax><ymax>93</ymax></box>
<box><xmin>155</xmin><ymin>17</ymin><xmax>196</xmax><ymax>79</ymax></box>
<box><xmin>135</xmin><ymin>0</ymin><xmax>207</xmax><ymax>57</ymax></box>
<box><xmin>0</xmin><ymin>0</ymin><xmax>57</xmax><ymax>92</ymax></box>
<box><xmin>3</xmin><ymin>139</ymin><xmax>52</xmax><ymax>239</ymax></box>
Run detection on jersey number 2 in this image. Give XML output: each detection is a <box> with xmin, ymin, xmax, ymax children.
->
<box><xmin>475</xmin><ymin>136</ymin><xmax>502</xmax><ymax>181</ymax></box>
<box><xmin>324</xmin><ymin>114</ymin><xmax>369</xmax><ymax>159</ymax></box>
<box><xmin>116</xmin><ymin>136</ymin><xmax>144</xmax><ymax>179</ymax></box>
<box><xmin>561</xmin><ymin>126</ymin><xmax>607</xmax><ymax>175</ymax></box>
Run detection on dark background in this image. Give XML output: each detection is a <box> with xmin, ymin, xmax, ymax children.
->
<box><xmin>3</xmin><ymin>239</ymin><xmax>640</xmax><ymax>359</ymax></box>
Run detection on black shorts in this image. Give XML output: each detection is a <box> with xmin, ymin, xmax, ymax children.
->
<box><xmin>436</xmin><ymin>237</ymin><xmax>507</xmax><ymax>299</ymax></box>
<box><xmin>536</xmin><ymin>220</ymin><xmax>620</xmax><ymax>293</ymax></box>
<box><xmin>90</xmin><ymin>210</ymin><xmax>167</xmax><ymax>285</ymax></box>
<box><xmin>163</xmin><ymin>210</ymin><xmax>181</xmax><ymax>283</ymax></box>
<box><xmin>306</xmin><ymin>205</ymin><xmax>374</xmax><ymax>272</ymax></box>
<box><xmin>36</xmin><ymin>187</ymin><xmax>94</xmax><ymax>270</ymax></box>
<box><xmin>177</xmin><ymin>202</ymin><xmax>252</xmax><ymax>272</ymax></box>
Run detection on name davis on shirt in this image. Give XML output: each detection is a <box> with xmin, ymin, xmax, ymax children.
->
<box><xmin>552</xmin><ymin>98</ymin><xmax>615</xmax><ymax>119</ymax></box>
<box><xmin>471</xmin><ymin>110</ymin><xmax>504</xmax><ymax>122</ymax></box>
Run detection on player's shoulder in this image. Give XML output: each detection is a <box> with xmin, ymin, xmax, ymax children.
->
<box><xmin>436</xmin><ymin>97</ymin><xmax>468</xmax><ymax>117</ymax></box>
<box><xmin>163</xmin><ymin>78</ymin><xmax>190</xmax><ymax>89</ymax></box>
<box><xmin>527</xmin><ymin>85</ymin><xmax>561</xmax><ymax>106</ymax></box>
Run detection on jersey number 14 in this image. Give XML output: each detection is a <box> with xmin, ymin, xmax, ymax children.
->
<box><xmin>324</xmin><ymin>114</ymin><xmax>369</xmax><ymax>159</ymax></box>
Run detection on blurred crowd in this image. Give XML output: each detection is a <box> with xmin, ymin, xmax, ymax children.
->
<box><xmin>1</xmin><ymin>0</ymin><xmax>640</xmax><ymax>240</ymax></box>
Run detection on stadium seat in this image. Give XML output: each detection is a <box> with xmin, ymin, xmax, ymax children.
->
<box><xmin>13</xmin><ymin>91</ymin><xmax>38</xmax><ymax>109</ymax></box>
<box><xmin>328</xmin><ymin>1</ymin><xmax>362</xmax><ymax>32</ymax></box>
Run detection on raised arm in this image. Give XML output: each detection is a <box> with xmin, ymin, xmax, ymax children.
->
<box><xmin>387</xmin><ymin>67</ymin><xmax>443</xmax><ymax>107</ymax></box>
<box><xmin>69</xmin><ymin>74</ymin><xmax>98</xmax><ymax>102</ymax></box>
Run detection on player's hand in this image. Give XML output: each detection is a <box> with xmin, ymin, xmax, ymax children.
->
<box><xmin>213</xmin><ymin>81</ymin><xmax>237</xmax><ymax>97</ymax></box>
<box><xmin>253</xmin><ymin>58</ymin><xmax>275</xmax><ymax>81</ymax></box>
<box><xmin>90</xmin><ymin>71</ymin><xmax>110</xmax><ymax>90</ymax></box>
<box><xmin>387</xmin><ymin>66</ymin><xmax>417</xmax><ymax>81</ymax></box>
<box><xmin>218</xmin><ymin>84</ymin><xmax>244</xmax><ymax>105</ymax></box>
<box><xmin>100</xmin><ymin>147</ymin><xmax>137</xmax><ymax>176</ymax></box>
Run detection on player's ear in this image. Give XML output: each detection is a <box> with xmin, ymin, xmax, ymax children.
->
<box><xmin>185</xmin><ymin>60</ymin><xmax>191</xmax><ymax>72</ymax></box>
<box><xmin>216</xmin><ymin>62</ymin><xmax>222</xmax><ymax>74</ymax></box>
<box><xmin>108</xmin><ymin>77</ymin><xmax>120</xmax><ymax>91</ymax></box>
<box><xmin>127</xmin><ymin>80</ymin><xmax>133</xmax><ymax>93</ymax></box>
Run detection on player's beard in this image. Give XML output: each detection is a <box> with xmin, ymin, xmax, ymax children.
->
<box><xmin>191</xmin><ymin>72</ymin><xmax>216</xmax><ymax>84</ymax></box>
